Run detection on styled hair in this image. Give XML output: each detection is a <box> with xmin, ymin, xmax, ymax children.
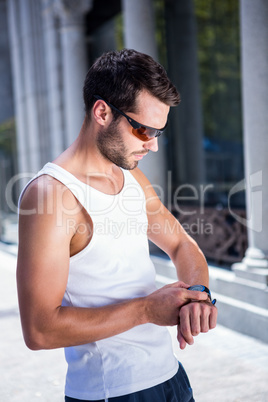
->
<box><xmin>83</xmin><ymin>48</ymin><xmax>180</xmax><ymax>120</ymax></box>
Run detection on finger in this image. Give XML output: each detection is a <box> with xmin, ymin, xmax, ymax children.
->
<box><xmin>177</xmin><ymin>326</ymin><xmax>187</xmax><ymax>350</ymax></box>
<box><xmin>179</xmin><ymin>308</ymin><xmax>194</xmax><ymax>346</ymax></box>
<box><xmin>200</xmin><ymin>306</ymin><xmax>210</xmax><ymax>333</ymax></box>
<box><xmin>209</xmin><ymin>305</ymin><xmax>218</xmax><ymax>329</ymax></box>
<box><xmin>190</xmin><ymin>305</ymin><xmax>201</xmax><ymax>336</ymax></box>
<box><xmin>185</xmin><ymin>290</ymin><xmax>208</xmax><ymax>302</ymax></box>
<box><xmin>170</xmin><ymin>281</ymin><xmax>190</xmax><ymax>289</ymax></box>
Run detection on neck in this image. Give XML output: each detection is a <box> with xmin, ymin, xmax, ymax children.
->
<box><xmin>53</xmin><ymin>119</ymin><xmax>117</xmax><ymax>177</ymax></box>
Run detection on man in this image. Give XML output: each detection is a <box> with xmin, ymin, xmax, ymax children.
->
<box><xmin>17</xmin><ymin>49</ymin><xmax>217</xmax><ymax>402</ymax></box>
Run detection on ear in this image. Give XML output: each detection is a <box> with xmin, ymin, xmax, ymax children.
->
<box><xmin>92</xmin><ymin>99</ymin><xmax>113</xmax><ymax>127</ymax></box>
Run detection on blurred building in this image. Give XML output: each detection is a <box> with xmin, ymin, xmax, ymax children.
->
<box><xmin>0</xmin><ymin>0</ymin><xmax>267</xmax><ymax>341</ymax></box>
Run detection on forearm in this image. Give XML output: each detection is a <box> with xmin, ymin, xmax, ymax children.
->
<box><xmin>22</xmin><ymin>280</ymin><xmax>209</xmax><ymax>351</ymax></box>
<box><xmin>170</xmin><ymin>239</ymin><xmax>209</xmax><ymax>287</ymax></box>
<box><xmin>171</xmin><ymin>239</ymin><xmax>217</xmax><ymax>350</ymax></box>
<box><xmin>23</xmin><ymin>297</ymin><xmax>148</xmax><ymax>350</ymax></box>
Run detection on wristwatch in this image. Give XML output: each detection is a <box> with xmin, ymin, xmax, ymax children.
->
<box><xmin>187</xmin><ymin>285</ymin><xmax>216</xmax><ymax>305</ymax></box>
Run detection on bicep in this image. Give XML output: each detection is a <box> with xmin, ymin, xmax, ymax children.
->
<box><xmin>17</xmin><ymin>213</ymin><xmax>70</xmax><ymax>303</ymax></box>
<box><xmin>131</xmin><ymin>168</ymin><xmax>191</xmax><ymax>257</ymax></box>
<box><xmin>17</xmin><ymin>180</ymin><xmax>74</xmax><ymax>330</ymax></box>
<box><xmin>147</xmin><ymin>199</ymin><xmax>190</xmax><ymax>258</ymax></box>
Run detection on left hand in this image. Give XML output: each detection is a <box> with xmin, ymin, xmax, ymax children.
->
<box><xmin>177</xmin><ymin>300</ymin><xmax>218</xmax><ymax>349</ymax></box>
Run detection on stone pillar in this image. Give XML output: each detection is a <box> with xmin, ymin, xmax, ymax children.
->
<box><xmin>8</xmin><ymin>0</ymin><xmax>51</xmax><ymax>175</ymax></box>
<box><xmin>165</xmin><ymin>0</ymin><xmax>205</xmax><ymax>187</ymax></box>
<box><xmin>55</xmin><ymin>0</ymin><xmax>92</xmax><ymax>147</ymax></box>
<box><xmin>21</xmin><ymin>0</ymin><xmax>51</xmax><ymax>170</ymax></box>
<box><xmin>0</xmin><ymin>0</ymin><xmax>14</xmax><ymax>124</ymax></box>
<box><xmin>233</xmin><ymin>0</ymin><xmax>268</xmax><ymax>281</ymax></box>
<box><xmin>42</xmin><ymin>0</ymin><xmax>65</xmax><ymax>159</ymax></box>
<box><xmin>122</xmin><ymin>0</ymin><xmax>167</xmax><ymax>193</ymax></box>
<box><xmin>122</xmin><ymin>0</ymin><xmax>157</xmax><ymax>60</ymax></box>
<box><xmin>7</xmin><ymin>0</ymin><xmax>28</xmax><ymax>175</ymax></box>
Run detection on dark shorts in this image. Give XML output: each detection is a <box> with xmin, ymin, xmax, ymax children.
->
<box><xmin>65</xmin><ymin>362</ymin><xmax>194</xmax><ymax>402</ymax></box>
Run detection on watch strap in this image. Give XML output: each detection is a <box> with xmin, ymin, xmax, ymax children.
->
<box><xmin>187</xmin><ymin>284</ymin><xmax>212</xmax><ymax>301</ymax></box>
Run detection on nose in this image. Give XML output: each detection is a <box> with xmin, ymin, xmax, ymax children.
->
<box><xmin>144</xmin><ymin>137</ymin><xmax>158</xmax><ymax>152</ymax></box>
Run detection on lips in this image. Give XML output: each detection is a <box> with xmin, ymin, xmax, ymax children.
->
<box><xmin>133</xmin><ymin>151</ymin><xmax>149</xmax><ymax>158</ymax></box>
<box><xmin>134</xmin><ymin>152</ymin><xmax>149</xmax><ymax>160</ymax></box>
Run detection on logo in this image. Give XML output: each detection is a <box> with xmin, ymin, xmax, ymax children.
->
<box><xmin>228</xmin><ymin>170</ymin><xmax>262</xmax><ymax>232</ymax></box>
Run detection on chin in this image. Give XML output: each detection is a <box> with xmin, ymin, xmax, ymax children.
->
<box><xmin>117</xmin><ymin>160</ymin><xmax>138</xmax><ymax>170</ymax></box>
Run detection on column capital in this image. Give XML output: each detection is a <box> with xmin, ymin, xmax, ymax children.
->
<box><xmin>43</xmin><ymin>0</ymin><xmax>93</xmax><ymax>26</ymax></box>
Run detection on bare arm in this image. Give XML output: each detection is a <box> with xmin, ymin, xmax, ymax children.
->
<box><xmin>131</xmin><ymin>168</ymin><xmax>209</xmax><ymax>281</ymax></box>
<box><xmin>17</xmin><ymin>176</ymin><xmax>207</xmax><ymax>350</ymax></box>
<box><xmin>131</xmin><ymin>168</ymin><xmax>218</xmax><ymax>349</ymax></box>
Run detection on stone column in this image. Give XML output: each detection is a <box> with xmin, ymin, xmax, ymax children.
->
<box><xmin>0</xmin><ymin>0</ymin><xmax>14</xmax><ymax>123</ymax></box>
<box><xmin>165</xmin><ymin>0</ymin><xmax>205</xmax><ymax>187</ymax></box>
<box><xmin>122</xmin><ymin>0</ymin><xmax>167</xmax><ymax>193</ymax></box>
<box><xmin>122</xmin><ymin>0</ymin><xmax>157</xmax><ymax>60</ymax></box>
<box><xmin>233</xmin><ymin>0</ymin><xmax>268</xmax><ymax>281</ymax></box>
<box><xmin>22</xmin><ymin>0</ymin><xmax>51</xmax><ymax>170</ymax></box>
<box><xmin>42</xmin><ymin>0</ymin><xmax>65</xmax><ymax>159</ymax></box>
<box><xmin>55</xmin><ymin>0</ymin><xmax>92</xmax><ymax>147</ymax></box>
<box><xmin>8</xmin><ymin>0</ymin><xmax>51</xmax><ymax>175</ymax></box>
<box><xmin>7</xmin><ymin>0</ymin><xmax>28</xmax><ymax>175</ymax></box>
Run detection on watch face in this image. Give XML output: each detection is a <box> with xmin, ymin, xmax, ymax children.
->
<box><xmin>187</xmin><ymin>285</ymin><xmax>212</xmax><ymax>300</ymax></box>
<box><xmin>187</xmin><ymin>285</ymin><xmax>206</xmax><ymax>292</ymax></box>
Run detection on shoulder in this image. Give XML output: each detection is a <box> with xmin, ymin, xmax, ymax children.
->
<box><xmin>129</xmin><ymin>168</ymin><xmax>163</xmax><ymax>213</ymax></box>
<box><xmin>19</xmin><ymin>174</ymin><xmax>79</xmax><ymax>217</ymax></box>
<box><xmin>129</xmin><ymin>167</ymin><xmax>151</xmax><ymax>189</ymax></box>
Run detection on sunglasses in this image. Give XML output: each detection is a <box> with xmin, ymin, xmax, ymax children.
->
<box><xmin>94</xmin><ymin>95</ymin><xmax>167</xmax><ymax>142</ymax></box>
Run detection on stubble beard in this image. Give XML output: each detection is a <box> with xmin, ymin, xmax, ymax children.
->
<box><xmin>96</xmin><ymin>119</ymin><xmax>140</xmax><ymax>170</ymax></box>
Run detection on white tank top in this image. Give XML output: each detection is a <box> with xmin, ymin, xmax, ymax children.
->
<box><xmin>20</xmin><ymin>162</ymin><xmax>178</xmax><ymax>400</ymax></box>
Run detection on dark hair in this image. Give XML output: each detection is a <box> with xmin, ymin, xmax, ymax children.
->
<box><xmin>83</xmin><ymin>48</ymin><xmax>180</xmax><ymax>120</ymax></box>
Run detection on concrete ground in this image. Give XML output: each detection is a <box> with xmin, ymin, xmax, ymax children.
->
<box><xmin>1</xmin><ymin>246</ymin><xmax>268</xmax><ymax>402</ymax></box>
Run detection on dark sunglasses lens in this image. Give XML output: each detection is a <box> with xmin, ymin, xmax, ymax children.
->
<box><xmin>132</xmin><ymin>127</ymin><xmax>161</xmax><ymax>142</ymax></box>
